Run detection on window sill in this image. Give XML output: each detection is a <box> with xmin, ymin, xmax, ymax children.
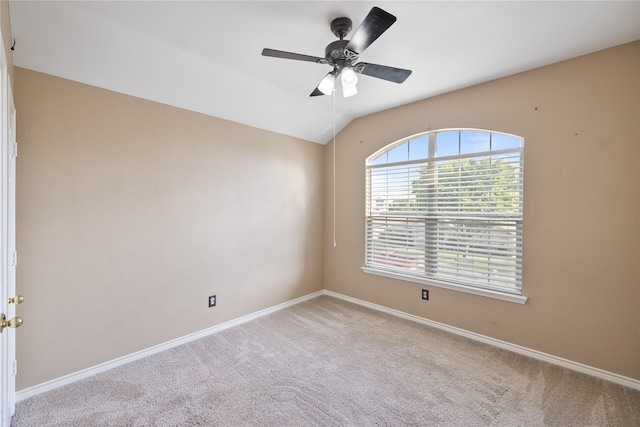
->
<box><xmin>361</xmin><ymin>267</ymin><xmax>528</xmax><ymax>304</ymax></box>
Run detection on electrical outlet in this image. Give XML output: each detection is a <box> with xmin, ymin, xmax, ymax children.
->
<box><xmin>208</xmin><ymin>295</ymin><xmax>216</xmax><ymax>307</ymax></box>
<box><xmin>421</xmin><ymin>289</ymin><xmax>429</xmax><ymax>301</ymax></box>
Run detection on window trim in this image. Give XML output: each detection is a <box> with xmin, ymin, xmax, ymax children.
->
<box><xmin>364</xmin><ymin>128</ymin><xmax>527</xmax><ymax>304</ymax></box>
<box><xmin>361</xmin><ymin>266</ymin><xmax>528</xmax><ymax>304</ymax></box>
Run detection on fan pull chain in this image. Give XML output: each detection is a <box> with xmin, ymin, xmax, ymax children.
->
<box><xmin>333</xmin><ymin>88</ymin><xmax>337</xmax><ymax>248</ymax></box>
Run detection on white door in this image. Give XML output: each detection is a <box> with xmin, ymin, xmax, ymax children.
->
<box><xmin>5</xmin><ymin>83</ymin><xmax>17</xmax><ymax>424</ymax></box>
<box><xmin>0</xmin><ymin>33</ymin><xmax>19</xmax><ymax>427</ymax></box>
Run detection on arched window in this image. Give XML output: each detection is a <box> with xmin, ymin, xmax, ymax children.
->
<box><xmin>363</xmin><ymin>129</ymin><xmax>524</xmax><ymax>301</ymax></box>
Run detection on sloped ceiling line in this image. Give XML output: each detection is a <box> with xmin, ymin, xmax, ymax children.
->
<box><xmin>9</xmin><ymin>1</ymin><xmax>640</xmax><ymax>144</ymax></box>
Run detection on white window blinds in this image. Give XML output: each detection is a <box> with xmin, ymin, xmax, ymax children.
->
<box><xmin>365</xmin><ymin>130</ymin><xmax>524</xmax><ymax>295</ymax></box>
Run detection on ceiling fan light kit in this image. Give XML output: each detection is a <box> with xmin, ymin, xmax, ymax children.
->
<box><xmin>341</xmin><ymin>67</ymin><xmax>358</xmax><ymax>97</ymax></box>
<box><xmin>262</xmin><ymin>7</ymin><xmax>412</xmax><ymax>98</ymax></box>
<box><xmin>318</xmin><ymin>72</ymin><xmax>337</xmax><ymax>96</ymax></box>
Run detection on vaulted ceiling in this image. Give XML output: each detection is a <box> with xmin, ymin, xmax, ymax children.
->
<box><xmin>9</xmin><ymin>1</ymin><xmax>640</xmax><ymax>144</ymax></box>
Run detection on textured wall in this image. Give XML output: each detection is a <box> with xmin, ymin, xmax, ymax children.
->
<box><xmin>1</xmin><ymin>0</ymin><xmax>12</xmax><ymax>77</ymax></box>
<box><xmin>14</xmin><ymin>68</ymin><xmax>324</xmax><ymax>389</ymax></box>
<box><xmin>324</xmin><ymin>42</ymin><xmax>640</xmax><ymax>380</ymax></box>
<box><xmin>12</xmin><ymin>41</ymin><xmax>640</xmax><ymax>391</ymax></box>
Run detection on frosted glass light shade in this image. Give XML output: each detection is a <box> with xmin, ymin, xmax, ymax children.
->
<box><xmin>318</xmin><ymin>73</ymin><xmax>336</xmax><ymax>95</ymax></box>
<box><xmin>341</xmin><ymin>67</ymin><xmax>358</xmax><ymax>98</ymax></box>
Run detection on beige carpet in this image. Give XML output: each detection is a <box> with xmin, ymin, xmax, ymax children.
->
<box><xmin>11</xmin><ymin>295</ymin><xmax>640</xmax><ymax>426</ymax></box>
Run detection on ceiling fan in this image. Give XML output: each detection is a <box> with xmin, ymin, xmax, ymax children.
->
<box><xmin>262</xmin><ymin>7</ymin><xmax>412</xmax><ymax>98</ymax></box>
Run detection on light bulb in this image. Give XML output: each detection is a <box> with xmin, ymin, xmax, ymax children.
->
<box><xmin>341</xmin><ymin>67</ymin><xmax>358</xmax><ymax>86</ymax></box>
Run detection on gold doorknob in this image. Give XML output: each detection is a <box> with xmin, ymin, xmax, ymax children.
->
<box><xmin>0</xmin><ymin>313</ymin><xmax>23</xmax><ymax>333</ymax></box>
<box><xmin>8</xmin><ymin>295</ymin><xmax>24</xmax><ymax>305</ymax></box>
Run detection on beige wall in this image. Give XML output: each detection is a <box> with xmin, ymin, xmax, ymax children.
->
<box><xmin>325</xmin><ymin>42</ymin><xmax>640</xmax><ymax>380</ymax></box>
<box><xmin>1</xmin><ymin>0</ymin><xmax>12</xmax><ymax>77</ymax></box>
<box><xmin>11</xmin><ymin>35</ymin><xmax>639</xmax><ymax>389</ymax></box>
<box><xmin>14</xmin><ymin>68</ymin><xmax>324</xmax><ymax>389</ymax></box>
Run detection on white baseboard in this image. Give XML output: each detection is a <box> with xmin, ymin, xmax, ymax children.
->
<box><xmin>17</xmin><ymin>288</ymin><xmax>639</xmax><ymax>402</ymax></box>
<box><xmin>16</xmin><ymin>290</ymin><xmax>324</xmax><ymax>402</ymax></box>
<box><xmin>323</xmin><ymin>290</ymin><xmax>640</xmax><ymax>391</ymax></box>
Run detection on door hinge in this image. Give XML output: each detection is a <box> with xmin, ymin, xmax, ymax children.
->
<box><xmin>12</xmin><ymin>360</ymin><xmax>17</xmax><ymax>376</ymax></box>
<box><xmin>11</xmin><ymin>142</ymin><xmax>17</xmax><ymax>158</ymax></box>
<box><xmin>11</xmin><ymin>251</ymin><xmax>16</xmax><ymax>267</ymax></box>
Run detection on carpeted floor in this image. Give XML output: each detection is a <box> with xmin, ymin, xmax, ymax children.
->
<box><xmin>11</xmin><ymin>295</ymin><xmax>640</xmax><ymax>426</ymax></box>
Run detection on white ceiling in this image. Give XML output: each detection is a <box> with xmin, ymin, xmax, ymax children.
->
<box><xmin>8</xmin><ymin>1</ymin><xmax>640</xmax><ymax>144</ymax></box>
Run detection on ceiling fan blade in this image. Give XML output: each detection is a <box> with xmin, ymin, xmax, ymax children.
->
<box><xmin>310</xmin><ymin>88</ymin><xmax>325</xmax><ymax>97</ymax></box>
<box><xmin>262</xmin><ymin>48</ymin><xmax>326</xmax><ymax>64</ymax></box>
<box><xmin>345</xmin><ymin>7</ymin><xmax>396</xmax><ymax>54</ymax></box>
<box><xmin>354</xmin><ymin>63</ymin><xmax>412</xmax><ymax>83</ymax></box>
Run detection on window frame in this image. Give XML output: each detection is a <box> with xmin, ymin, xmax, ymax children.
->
<box><xmin>362</xmin><ymin>129</ymin><xmax>527</xmax><ymax>304</ymax></box>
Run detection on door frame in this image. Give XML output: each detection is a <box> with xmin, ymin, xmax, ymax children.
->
<box><xmin>0</xmin><ymin>28</ymin><xmax>16</xmax><ymax>427</ymax></box>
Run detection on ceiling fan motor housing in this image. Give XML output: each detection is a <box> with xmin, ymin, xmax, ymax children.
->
<box><xmin>325</xmin><ymin>39</ymin><xmax>359</xmax><ymax>70</ymax></box>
